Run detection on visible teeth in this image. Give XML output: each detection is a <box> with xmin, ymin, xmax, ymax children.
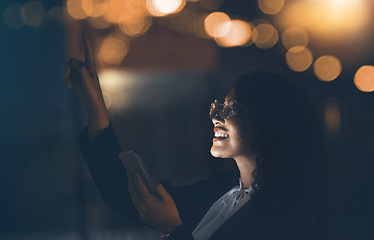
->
<box><xmin>214</xmin><ymin>132</ymin><xmax>229</xmax><ymax>138</ymax></box>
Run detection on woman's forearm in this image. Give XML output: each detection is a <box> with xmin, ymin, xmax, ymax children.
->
<box><xmin>86</xmin><ymin>102</ymin><xmax>110</xmax><ymax>139</ymax></box>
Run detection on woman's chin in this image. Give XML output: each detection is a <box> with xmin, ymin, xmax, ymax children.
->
<box><xmin>210</xmin><ymin>147</ymin><xmax>226</xmax><ymax>158</ymax></box>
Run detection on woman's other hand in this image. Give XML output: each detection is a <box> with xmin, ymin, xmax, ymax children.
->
<box><xmin>128</xmin><ymin>171</ymin><xmax>182</xmax><ymax>234</ymax></box>
<box><xmin>63</xmin><ymin>31</ymin><xmax>109</xmax><ymax>138</ymax></box>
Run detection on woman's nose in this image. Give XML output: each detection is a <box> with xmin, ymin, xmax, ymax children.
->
<box><xmin>212</xmin><ymin>115</ymin><xmax>225</xmax><ymax>125</ymax></box>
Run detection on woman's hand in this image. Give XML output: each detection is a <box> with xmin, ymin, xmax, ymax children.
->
<box><xmin>128</xmin><ymin>171</ymin><xmax>182</xmax><ymax>234</ymax></box>
<box><xmin>63</xmin><ymin>32</ymin><xmax>109</xmax><ymax>137</ymax></box>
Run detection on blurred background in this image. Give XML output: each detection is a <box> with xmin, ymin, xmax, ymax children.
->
<box><xmin>1</xmin><ymin>0</ymin><xmax>373</xmax><ymax>239</ymax></box>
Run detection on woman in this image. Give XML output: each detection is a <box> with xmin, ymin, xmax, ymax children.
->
<box><xmin>64</xmin><ymin>34</ymin><xmax>329</xmax><ymax>239</ymax></box>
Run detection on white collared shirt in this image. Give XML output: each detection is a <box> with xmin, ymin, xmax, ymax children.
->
<box><xmin>192</xmin><ymin>179</ymin><xmax>254</xmax><ymax>240</ymax></box>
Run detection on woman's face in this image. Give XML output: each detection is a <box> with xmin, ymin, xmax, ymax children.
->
<box><xmin>210</xmin><ymin>88</ymin><xmax>249</xmax><ymax>159</ymax></box>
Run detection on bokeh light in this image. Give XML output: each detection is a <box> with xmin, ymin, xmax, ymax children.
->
<box><xmin>2</xmin><ymin>4</ymin><xmax>24</xmax><ymax>29</ymax></box>
<box><xmin>146</xmin><ymin>0</ymin><xmax>186</xmax><ymax>17</ymax></box>
<box><xmin>252</xmin><ymin>23</ymin><xmax>278</xmax><ymax>49</ymax></box>
<box><xmin>258</xmin><ymin>0</ymin><xmax>284</xmax><ymax>15</ymax></box>
<box><xmin>124</xmin><ymin>0</ymin><xmax>148</xmax><ymax>15</ymax></box>
<box><xmin>99</xmin><ymin>37</ymin><xmax>128</xmax><ymax>64</ymax></box>
<box><xmin>314</xmin><ymin>55</ymin><xmax>342</xmax><ymax>82</ymax></box>
<box><xmin>98</xmin><ymin>69</ymin><xmax>135</xmax><ymax>110</ymax></box>
<box><xmin>282</xmin><ymin>26</ymin><xmax>308</xmax><ymax>50</ymax></box>
<box><xmin>324</xmin><ymin>98</ymin><xmax>341</xmax><ymax>133</ymax></box>
<box><xmin>285</xmin><ymin>46</ymin><xmax>313</xmax><ymax>72</ymax></box>
<box><xmin>354</xmin><ymin>65</ymin><xmax>374</xmax><ymax>92</ymax></box>
<box><xmin>81</xmin><ymin>0</ymin><xmax>108</xmax><ymax>18</ymax></box>
<box><xmin>215</xmin><ymin>20</ymin><xmax>252</xmax><ymax>47</ymax></box>
<box><xmin>66</xmin><ymin>0</ymin><xmax>88</xmax><ymax>20</ymax></box>
<box><xmin>20</xmin><ymin>1</ymin><xmax>45</xmax><ymax>27</ymax></box>
<box><xmin>119</xmin><ymin>15</ymin><xmax>152</xmax><ymax>37</ymax></box>
<box><xmin>102</xmin><ymin>91</ymin><xmax>113</xmax><ymax>109</ymax></box>
<box><xmin>277</xmin><ymin>0</ymin><xmax>370</xmax><ymax>41</ymax></box>
<box><xmin>204</xmin><ymin>12</ymin><xmax>231</xmax><ymax>38</ymax></box>
<box><xmin>102</xmin><ymin>0</ymin><xmax>127</xmax><ymax>23</ymax></box>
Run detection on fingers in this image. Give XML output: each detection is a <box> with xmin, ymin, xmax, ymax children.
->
<box><xmin>63</xmin><ymin>62</ymin><xmax>72</xmax><ymax>89</ymax></box>
<box><xmin>63</xmin><ymin>58</ymin><xmax>83</xmax><ymax>88</ymax></box>
<box><xmin>82</xmin><ymin>31</ymin><xmax>97</xmax><ymax>77</ymax></box>
<box><xmin>151</xmin><ymin>182</ymin><xmax>168</xmax><ymax>201</ymax></box>
<box><xmin>133</xmin><ymin>172</ymin><xmax>154</xmax><ymax>199</ymax></box>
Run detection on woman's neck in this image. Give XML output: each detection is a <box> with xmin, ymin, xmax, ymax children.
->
<box><xmin>234</xmin><ymin>155</ymin><xmax>256</xmax><ymax>188</ymax></box>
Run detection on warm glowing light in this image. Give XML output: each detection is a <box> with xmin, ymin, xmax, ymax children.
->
<box><xmin>99</xmin><ymin>69</ymin><xmax>129</xmax><ymax>92</ymax></box>
<box><xmin>277</xmin><ymin>0</ymin><xmax>370</xmax><ymax>41</ymax></box>
<box><xmin>324</xmin><ymin>98</ymin><xmax>341</xmax><ymax>133</ymax></box>
<box><xmin>66</xmin><ymin>0</ymin><xmax>88</xmax><ymax>20</ymax></box>
<box><xmin>282</xmin><ymin>26</ymin><xmax>308</xmax><ymax>50</ymax></box>
<box><xmin>102</xmin><ymin>91</ymin><xmax>113</xmax><ymax>109</ymax></box>
<box><xmin>354</xmin><ymin>65</ymin><xmax>374</xmax><ymax>92</ymax></box>
<box><xmin>286</xmin><ymin>46</ymin><xmax>313</xmax><ymax>72</ymax></box>
<box><xmin>146</xmin><ymin>0</ymin><xmax>186</xmax><ymax>17</ymax></box>
<box><xmin>2</xmin><ymin>4</ymin><xmax>24</xmax><ymax>29</ymax></box>
<box><xmin>313</xmin><ymin>55</ymin><xmax>342</xmax><ymax>82</ymax></box>
<box><xmin>82</xmin><ymin>0</ymin><xmax>108</xmax><ymax>17</ymax></box>
<box><xmin>204</xmin><ymin>12</ymin><xmax>231</xmax><ymax>38</ymax></box>
<box><xmin>102</xmin><ymin>0</ymin><xmax>127</xmax><ymax>23</ymax></box>
<box><xmin>119</xmin><ymin>15</ymin><xmax>152</xmax><ymax>37</ymax></box>
<box><xmin>258</xmin><ymin>0</ymin><xmax>284</xmax><ymax>15</ymax></box>
<box><xmin>124</xmin><ymin>0</ymin><xmax>148</xmax><ymax>15</ymax></box>
<box><xmin>99</xmin><ymin>37</ymin><xmax>128</xmax><ymax>64</ymax></box>
<box><xmin>20</xmin><ymin>1</ymin><xmax>45</xmax><ymax>27</ymax></box>
<box><xmin>215</xmin><ymin>20</ymin><xmax>252</xmax><ymax>47</ymax></box>
<box><xmin>98</xmin><ymin>69</ymin><xmax>136</xmax><ymax>110</ymax></box>
<box><xmin>252</xmin><ymin>23</ymin><xmax>278</xmax><ymax>49</ymax></box>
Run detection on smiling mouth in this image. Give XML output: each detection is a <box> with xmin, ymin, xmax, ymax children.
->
<box><xmin>213</xmin><ymin>130</ymin><xmax>229</xmax><ymax>142</ymax></box>
<box><xmin>214</xmin><ymin>132</ymin><xmax>229</xmax><ymax>138</ymax></box>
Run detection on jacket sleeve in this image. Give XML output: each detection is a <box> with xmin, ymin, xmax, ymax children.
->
<box><xmin>76</xmin><ymin>123</ymin><xmax>143</xmax><ymax>225</ymax></box>
<box><xmin>163</xmin><ymin>225</ymin><xmax>194</xmax><ymax>240</ymax></box>
<box><xmin>76</xmin><ymin>123</ymin><xmax>237</xmax><ymax>234</ymax></box>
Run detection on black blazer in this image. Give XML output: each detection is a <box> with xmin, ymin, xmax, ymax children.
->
<box><xmin>77</xmin><ymin>124</ymin><xmax>324</xmax><ymax>240</ymax></box>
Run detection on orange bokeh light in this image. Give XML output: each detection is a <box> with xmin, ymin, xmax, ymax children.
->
<box><xmin>313</xmin><ymin>55</ymin><xmax>342</xmax><ymax>82</ymax></box>
<box><xmin>119</xmin><ymin>15</ymin><xmax>152</xmax><ymax>37</ymax></box>
<box><xmin>354</xmin><ymin>65</ymin><xmax>374</xmax><ymax>92</ymax></box>
<box><xmin>204</xmin><ymin>12</ymin><xmax>231</xmax><ymax>38</ymax></box>
<box><xmin>215</xmin><ymin>20</ymin><xmax>252</xmax><ymax>47</ymax></box>
<box><xmin>258</xmin><ymin>0</ymin><xmax>284</xmax><ymax>15</ymax></box>
<box><xmin>276</xmin><ymin>0</ymin><xmax>371</xmax><ymax>41</ymax></box>
<box><xmin>66</xmin><ymin>0</ymin><xmax>88</xmax><ymax>20</ymax></box>
<box><xmin>286</xmin><ymin>46</ymin><xmax>313</xmax><ymax>72</ymax></box>
<box><xmin>99</xmin><ymin>37</ymin><xmax>128</xmax><ymax>64</ymax></box>
<box><xmin>146</xmin><ymin>0</ymin><xmax>186</xmax><ymax>17</ymax></box>
<box><xmin>282</xmin><ymin>26</ymin><xmax>308</xmax><ymax>50</ymax></box>
<box><xmin>102</xmin><ymin>0</ymin><xmax>127</xmax><ymax>23</ymax></box>
<box><xmin>252</xmin><ymin>23</ymin><xmax>278</xmax><ymax>49</ymax></box>
<box><xmin>81</xmin><ymin>0</ymin><xmax>108</xmax><ymax>18</ymax></box>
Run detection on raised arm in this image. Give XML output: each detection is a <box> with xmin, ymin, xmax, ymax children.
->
<box><xmin>64</xmin><ymin>32</ymin><xmax>143</xmax><ymax>222</ymax></box>
<box><xmin>63</xmin><ymin>31</ymin><xmax>109</xmax><ymax>138</ymax></box>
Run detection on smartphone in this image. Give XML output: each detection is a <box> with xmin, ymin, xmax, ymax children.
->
<box><xmin>119</xmin><ymin>150</ymin><xmax>159</xmax><ymax>198</ymax></box>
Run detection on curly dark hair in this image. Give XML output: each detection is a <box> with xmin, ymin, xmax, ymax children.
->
<box><xmin>234</xmin><ymin>72</ymin><xmax>329</xmax><ymax>233</ymax></box>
